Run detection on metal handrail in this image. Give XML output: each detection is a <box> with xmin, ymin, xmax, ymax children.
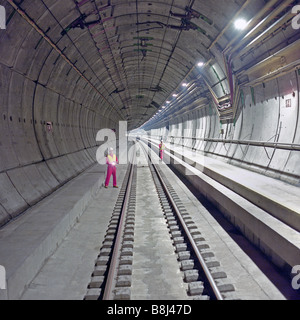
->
<box><xmin>148</xmin><ymin>135</ymin><xmax>300</xmax><ymax>151</ymax></box>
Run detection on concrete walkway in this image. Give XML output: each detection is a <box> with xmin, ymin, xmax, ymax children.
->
<box><xmin>0</xmin><ymin>161</ymin><xmax>128</xmax><ymax>300</ymax></box>
<box><xmin>19</xmin><ymin>164</ymin><xmax>128</xmax><ymax>300</ymax></box>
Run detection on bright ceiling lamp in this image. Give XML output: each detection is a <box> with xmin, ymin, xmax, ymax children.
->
<box><xmin>182</xmin><ymin>82</ymin><xmax>188</xmax><ymax>87</ymax></box>
<box><xmin>172</xmin><ymin>93</ymin><xmax>178</xmax><ymax>97</ymax></box>
<box><xmin>197</xmin><ymin>61</ymin><xmax>204</xmax><ymax>67</ymax></box>
<box><xmin>234</xmin><ymin>18</ymin><xmax>248</xmax><ymax>30</ymax></box>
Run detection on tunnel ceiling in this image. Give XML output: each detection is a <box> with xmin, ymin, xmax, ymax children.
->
<box><xmin>1</xmin><ymin>0</ymin><xmax>276</xmax><ymax>130</ymax></box>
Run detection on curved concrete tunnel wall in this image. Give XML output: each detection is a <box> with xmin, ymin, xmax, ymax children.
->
<box><xmin>1</xmin><ymin>0</ymin><xmax>299</xmax><ymax>229</ymax></box>
<box><xmin>0</xmin><ymin>4</ymin><xmax>119</xmax><ymax>227</ymax></box>
<box><xmin>150</xmin><ymin>70</ymin><xmax>300</xmax><ymax>186</ymax></box>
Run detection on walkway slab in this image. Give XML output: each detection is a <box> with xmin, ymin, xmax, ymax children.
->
<box><xmin>0</xmin><ymin>164</ymin><xmax>112</xmax><ymax>300</ymax></box>
<box><xmin>20</xmin><ymin>164</ymin><xmax>128</xmax><ymax>300</ymax></box>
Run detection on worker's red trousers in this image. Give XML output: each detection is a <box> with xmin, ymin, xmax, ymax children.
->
<box><xmin>159</xmin><ymin>150</ymin><xmax>164</xmax><ymax>160</ymax></box>
<box><xmin>105</xmin><ymin>165</ymin><xmax>117</xmax><ymax>187</ymax></box>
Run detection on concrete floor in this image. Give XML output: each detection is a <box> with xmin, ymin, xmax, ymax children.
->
<box><xmin>157</xmin><ymin>159</ymin><xmax>297</xmax><ymax>300</ymax></box>
<box><xmin>130</xmin><ymin>154</ymin><xmax>189</xmax><ymax>300</ymax></box>
<box><xmin>20</xmin><ymin>165</ymin><xmax>128</xmax><ymax>300</ymax></box>
<box><xmin>18</xmin><ymin>144</ymin><xmax>299</xmax><ymax>300</ymax></box>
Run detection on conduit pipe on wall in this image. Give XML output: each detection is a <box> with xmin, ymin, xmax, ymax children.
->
<box><xmin>229</xmin><ymin>0</ymin><xmax>295</xmax><ymax>55</ymax></box>
<box><xmin>167</xmin><ymin>136</ymin><xmax>300</xmax><ymax>151</ymax></box>
<box><xmin>207</xmin><ymin>0</ymin><xmax>252</xmax><ymax>50</ymax></box>
<box><xmin>224</xmin><ymin>0</ymin><xmax>280</xmax><ymax>53</ymax></box>
<box><xmin>234</xmin><ymin>11</ymin><xmax>294</xmax><ymax>60</ymax></box>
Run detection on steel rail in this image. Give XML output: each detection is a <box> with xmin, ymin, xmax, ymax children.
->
<box><xmin>139</xmin><ymin>141</ymin><xmax>224</xmax><ymax>300</ymax></box>
<box><xmin>102</xmin><ymin>148</ymin><xmax>136</xmax><ymax>300</ymax></box>
<box><xmin>6</xmin><ymin>0</ymin><xmax>122</xmax><ymax>118</ymax></box>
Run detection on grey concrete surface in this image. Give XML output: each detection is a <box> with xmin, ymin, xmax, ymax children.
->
<box><xmin>131</xmin><ymin>150</ymin><xmax>189</xmax><ymax>300</ymax></box>
<box><xmin>19</xmin><ymin>163</ymin><xmax>128</xmax><ymax>300</ymax></box>
<box><xmin>0</xmin><ymin>163</ymin><xmax>106</xmax><ymax>300</ymax></box>
<box><xmin>145</xmin><ymin>70</ymin><xmax>300</xmax><ymax>186</ymax></box>
<box><xmin>143</xmin><ymin>142</ymin><xmax>293</xmax><ymax>300</ymax></box>
<box><xmin>144</xmin><ymin>138</ymin><xmax>300</xmax><ymax>275</ymax></box>
<box><xmin>0</xmin><ymin>0</ymin><xmax>299</xmax><ymax>301</ymax></box>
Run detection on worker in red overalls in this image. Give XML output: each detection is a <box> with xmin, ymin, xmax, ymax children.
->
<box><xmin>159</xmin><ymin>140</ymin><xmax>165</xmax><ymax>161</ymax></box>
<box><xmin>105</xmin><ymin>148</ymin><xmax>119</xmax><ymax>188</ymax></box>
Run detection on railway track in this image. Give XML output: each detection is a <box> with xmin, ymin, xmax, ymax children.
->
<box><xmin>84</xmin><ymin>141</ymin><xmax>235</xmax><ymax>300</ymax></box>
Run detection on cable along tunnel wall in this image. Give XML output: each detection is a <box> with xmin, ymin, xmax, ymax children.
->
<box><xmin>150</xmin><ymin>70</ymin><xmax>300</xmax><ymax>186</ymax></box>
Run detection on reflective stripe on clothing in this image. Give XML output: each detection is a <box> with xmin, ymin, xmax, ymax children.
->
<box><xmin>107</xmin><ymin>154</ymin><xmax>117</xmax><ymax>164</ymax></box>
<box><xmin>159</xmin><ymin>144</ymin><xmax>165</xmax><ymax>151</ymax></box>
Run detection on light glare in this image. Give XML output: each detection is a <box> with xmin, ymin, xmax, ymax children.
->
<box><xmin>234</xmin><ymin>18</ymin><xmax>248</xmax><ymax>30</ymax></box>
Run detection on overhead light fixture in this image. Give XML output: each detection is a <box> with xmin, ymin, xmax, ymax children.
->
<box><xmin>166</xmin><ymin>101</ymin><xmax>171</xmax><ymax>104</ymax></box>
<box><xmin>182</xmin><ymin>83</ymin><xmax>188</xmax><ymax>87</ymax></box>
<box><xmin>197</xmin><ymin>61</ymin><xmax>204</xmax><ymax>67</ymax></box>
<box><xmin>234</xmin><ymin>18</ymin><xmax>248</xmax><ymax>30</ymax></box>
<box><xmin>172</xmin><ymin>94</ymin><xmax>178</xmax><ymax>97</ymax></box>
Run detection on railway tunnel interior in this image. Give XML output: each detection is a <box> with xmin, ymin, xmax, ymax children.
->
<box><xmin>0</xmin><ymin>0</ymin><xmax>300</xmax><ymax>300</ymax></box>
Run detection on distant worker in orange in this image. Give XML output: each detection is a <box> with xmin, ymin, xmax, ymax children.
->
<box><xmin>159</xmin><ymin>140</ymin><xmax>165</xmax><ymax>161</ymax></box>
<box><xmin>105</xmin><ymin>148</ymin><xmax>119</xmax><ymax>188</ymax></box>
